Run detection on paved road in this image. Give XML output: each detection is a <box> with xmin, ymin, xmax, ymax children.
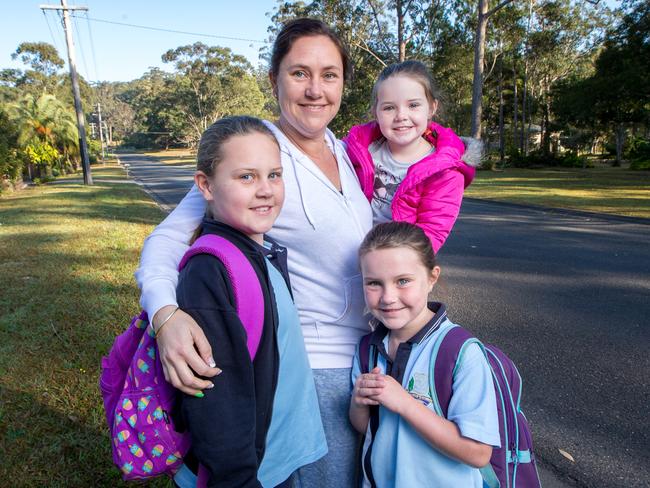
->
<box><xmin>119</xmin><ymin>152</ymin><xmax>650</xmax><ymax>488</ymax></box>
<box><xmin>438</xmin><ymin>199</ymin><xmax>650</xmax><ymax>488</ymax></box>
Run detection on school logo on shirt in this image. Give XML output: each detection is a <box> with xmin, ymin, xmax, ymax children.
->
<box><xmin>407</xmin><ymin>373</ymin><xmax>433</xmax><ymax>407</ymax></box>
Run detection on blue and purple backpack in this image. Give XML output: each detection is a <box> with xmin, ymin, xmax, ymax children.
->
<box><xmin>359</xmin><ymin>324</ymin><xmax>542</xmax><ymax>488</ymax></box>
<box><xmin>99</xmin><ymin>234</ymin><xmax>264</xmax><ymax>482</ymax></box>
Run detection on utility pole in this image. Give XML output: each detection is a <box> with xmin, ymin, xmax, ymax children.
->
<box><xmin>40</xmin><ymin>0</ymin><xmax>93</xmax><ymax>184</ymax></box>
<box><xmin>97</xmin><ymin>102</ymin><xmax>105</xmax><ymax>160</ymax></box>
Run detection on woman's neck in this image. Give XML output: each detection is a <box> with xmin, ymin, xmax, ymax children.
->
<box><xmin>387</xmin><ymin>136</ymin><xmax>433</xmax><ymax>164</ymax></box>
<box><xmin>277</xmin><ymin>117</ymin><xmax>329</xmax><ymax>161</ymax></box>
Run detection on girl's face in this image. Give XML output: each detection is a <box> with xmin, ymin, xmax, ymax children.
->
<box><xmin>271</xmin><ymin>35</ymin><xmax>345</xmax><ymax>140</ymax></box>
<box><xmin>195</xmin><ymin>132</ymin><xmax>283</xmax><ymax>244</ymax></box>
<box><xmin>361</xmin><ymin>246</ymin><xmax>440</xmax><ymax>340</ymax></box>
<box><xmin>374</xmin><ymin>75</ymin><xmax>437</xmax><ymax>153</ymax></box>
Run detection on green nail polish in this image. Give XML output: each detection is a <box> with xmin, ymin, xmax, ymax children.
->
<box><xmin>195</xmin><ymin>392</ymin><xmax>204</xmax><ymax>398</ymax></box>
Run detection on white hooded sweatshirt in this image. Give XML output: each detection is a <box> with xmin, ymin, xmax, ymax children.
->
<box><xmin>136</xmin><ymin>121</ymin><xmax>373</xmax><ymax>369</ymax></box>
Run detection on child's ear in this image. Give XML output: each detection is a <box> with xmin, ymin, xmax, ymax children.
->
<box><xmin>429</xmin><ymin>99</ymin><xmax>439</xmax><ymax>119</ymax></box>
<box><xmin>195</xmin><ymin>171</ymin><xmax>215</xmax><ymax>202</ymax></box>
<box><xmin>428</xmin><ymin>265</ymin><xmax>441</xmax><ymax>291</ymax></box>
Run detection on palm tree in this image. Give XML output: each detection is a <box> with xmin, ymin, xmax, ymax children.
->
<box><xmin>8</xmin><ymin>93</ymin><xmax>79</xmax><ymax>175</ymax></box>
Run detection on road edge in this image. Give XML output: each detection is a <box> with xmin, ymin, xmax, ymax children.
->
<box><xmin>464</xmin><ymin>197</ymin><xmax>650</xmax><ymax>225</ymax></box>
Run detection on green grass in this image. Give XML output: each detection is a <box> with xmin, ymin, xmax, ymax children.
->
<box><xmin>0</xmin><ymin>163</ymin><xmax>171</xmax><ymax>487</ymax></box>
<box><xmin>466</xmin><ymin>167</ymin><xmax>650</xmax><ymax>218</ymax></box>
<box><xmin>141</xmin><ymin>149</ymin><xmax>195</xmax><ymax>167</ymax></box>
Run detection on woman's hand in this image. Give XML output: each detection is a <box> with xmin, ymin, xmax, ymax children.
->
<box><xmin>154</xmin><ymin>305</ymin><xmax>221</xmax><ymax>396</ymax></box>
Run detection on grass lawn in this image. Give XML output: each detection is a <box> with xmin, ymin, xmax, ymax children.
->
<box><xmin>0</xmin><ymin>163</ymin><xmax>171</xmax><ymax>487</ymax></box>
<box><xmin>466</xmin><ymin>166</ymin><xmax>650</xmax><ymax>218</ymax></box>
<box><xmin>141</xmin><ymin>148</ymin><xmax>194</xmax><ymax>167</ymax></box>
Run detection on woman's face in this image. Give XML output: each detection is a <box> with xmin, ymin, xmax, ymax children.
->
<box><xmin>272</xmin><ymin>35</ymin><xmax>344</xmax><ymax>140</ymax></box>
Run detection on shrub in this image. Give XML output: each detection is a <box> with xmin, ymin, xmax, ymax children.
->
<box><xmin>558</xmin><ymin>151</ymin><xmax>593</xmax><ymax>168</ymax></box>
<box><xmin>510</xmin><ymin>151</ymin><xmax>549</xmax><ymax>168</ymax></box>
<box><xmin>0</xmin><ymin>110</ymin><xmax>24</xmax><ymax>187</ymax></box>
<box><xmin>626</xmin><ymin>137</ymin><xmax>650</xmax><ymax>160</ymax></box>
<box><xmin>630</xmin><ymin>159</ymin><xmax>650</xmax><ymax>170</ymax></box>
<box><xmin>87</xmin><ymin>139</ymin><xmax>102</xmax><ymax>163</ymax></box>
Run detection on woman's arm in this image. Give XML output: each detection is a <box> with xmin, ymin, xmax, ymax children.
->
<box><xmin>136</xmin><ymin>185</ymin><xmax>220</xmax><ymax>395</ymax></box>
<box><xmin>178</xmin><ymin>255</ymin><xmax>263</xmax><ymax>488</ymax></box>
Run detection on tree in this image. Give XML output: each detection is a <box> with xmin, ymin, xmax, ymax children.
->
<box><xmin>7</xmin><ymin>93</ymin><xmax>78</xmax><ymax>176</ymax></box>
<box><xmin>553</xmin><ymin>0</ymin><xmax>650</xmax><ymax>164</ymax></box>
<box><xmin>10</xmin><ymin>42</ymin><xmax>64</xmax><ymax>95</ymax></box>
<box><xmin>469</xmin><ymin>0</ymin><xmax>515</xmax><ymax>139</ymax></box>
<box><xmin>119</xmin><ymin>68</ymin><xmax>181</xmax><ymax>148</ymax></box>
<box><xmin>161</xmin><ymin>42</ymin><xmax>267</xmax><ymax>145</ymax></box>
<box><xmin>0</xmin><ymin>108</ymin><xmax>23</xmax><ymax>184</ymax></box>
<box><xmin>92</xmin><ymin>82</ymin><xmax>135</xmax><ymax>144</ymax></box>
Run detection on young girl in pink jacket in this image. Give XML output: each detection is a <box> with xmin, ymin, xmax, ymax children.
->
<box><xmin>344</xmin><ymin>60</ymin><xmax>480</xmax><ymax>252</ymax></box>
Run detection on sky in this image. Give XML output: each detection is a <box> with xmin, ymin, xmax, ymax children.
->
<box><xmin>1</xmin><ymin>0</ymin><xmax>278</xmax><ymax>83</ymax></box>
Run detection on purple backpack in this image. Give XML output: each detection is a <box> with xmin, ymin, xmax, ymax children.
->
<box><xmin>99</xmin><ymin>234</ymin><xmax>264</xmax><ymax>481</ymax></box>
<box><xmin>359</xmin><ymin>324</ymin><xmax>542</xmax><ymax>488</ymax></box>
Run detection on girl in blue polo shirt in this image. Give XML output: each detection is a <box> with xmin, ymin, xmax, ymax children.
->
<box><xmin>350</xmin><ymin>222</ymin><xmax>500</xmax><ymax>487</ymax></box>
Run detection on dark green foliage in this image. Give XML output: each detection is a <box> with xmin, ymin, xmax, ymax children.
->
<box><xmin>626</xmin><ymin>137</ymin><xmax>650</xmax><ymax>161</ymax></box>
<box><xmin>630</xmin><ymin>160</ymin><xmax>650</xmax><ymax>170</ymax></box>
<box><xmin>0</xmin><ymin>109</ymin><xmax>23</xmax><ymax>184</ymax></box>
<box><xmin>627</xmin><ymin>137</ymin><xmax>650</xmax><ymax>170</ymax></box>
<box><xmin>509</xmin><ymin>149</ymin><xmax>592</xmax><ymax>168</ymax></box>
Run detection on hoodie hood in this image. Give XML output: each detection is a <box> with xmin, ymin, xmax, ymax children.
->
<box><xmin>459</xmin><ymin>136</ymin><xmax>483</xmax><ymax>168</ymax></box>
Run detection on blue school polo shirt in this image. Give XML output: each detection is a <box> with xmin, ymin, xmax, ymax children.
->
<box><xmin>351</xmin><ymin>303</ymin><xmax>500</xmax><ymax>488</ymax></box>
<box><xmin>257</xmin><ymin>256</ymin><xmax>327</xmax><ymax>486</ymax></box>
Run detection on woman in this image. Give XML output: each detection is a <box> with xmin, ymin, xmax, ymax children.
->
<box><xmin>136</xmin><ymin>18</ymin><xmax>372</xmax><ymax>486</ymax></box>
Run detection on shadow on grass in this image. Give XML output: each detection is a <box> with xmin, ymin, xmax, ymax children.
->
<box><xmin>0</xmin><ymin>186</ymin><xmax>163</xmax><ymax>227</ymax></box>
<box><xmin>0</xmin><ymin>387</ymin><xmax>171</xmax><ymax>487</ymax></box>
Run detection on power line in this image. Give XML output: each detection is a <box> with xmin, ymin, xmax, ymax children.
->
<box><xmin>84</xmin><ymin>11</ymin><xmax>100</xmax><ymax>82</ymax></box>
<box><xmin>41</xmin><ymin>1</ymin><xmax>93</xmax><ymax>185</ymax></box>
<box><xmin>72</xmin><ymin>12</ymin><xmax>91</xmax><ymax>81</ymax></box>
<box><xmin>42</xmin><ymin>10</ymin><xmax>62</xmax><ymax>54</ymax></box>
<box><xmin>69</xmin><ymin>14</ymin><xmax>268</xmax><ymax>44</ymax></box>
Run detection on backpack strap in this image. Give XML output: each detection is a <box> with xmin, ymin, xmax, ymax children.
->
<box><xmin>178</xmin><ymin>234</ymin><xmax>264</xmax><ymax>361</ymax></box>
<box><xmin>358</xmin><ymin>332</ymin><xmax>373</xmax><ymax>373</ymax></box>
<box><xmin>357</xmin><ymin>331</ymin><xmax>380</xmax><ymax>488</ymax></box>
<box><xmin>428</xmin><ymin>325</ymin><xmax>476</xmax><ymax>417</ymax></box>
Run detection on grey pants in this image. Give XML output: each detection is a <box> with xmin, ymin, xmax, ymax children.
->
<box><xmin>293</xmin><ymin>368</ymin><xmax>360</xmax><ymax>488</ymax></box>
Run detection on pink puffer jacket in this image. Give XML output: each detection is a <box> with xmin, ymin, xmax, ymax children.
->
<box><xmin>343</xmin><ymin>121</ymin><xmax>477</xmax><ymax>252</ymax></box>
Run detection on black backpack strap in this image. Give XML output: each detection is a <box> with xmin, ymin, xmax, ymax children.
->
<box><xmin>358</xmin><ymin>335</ymin><xmax>379</xmax><ymax>488</ymax></box>
<box><xmin>358</xmin><ymin>332</ymin><xmax>373</xmax><ymax>373</ymax></box>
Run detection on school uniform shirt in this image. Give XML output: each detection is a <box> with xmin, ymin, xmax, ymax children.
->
<box><xmin>136</xmin><ymin>121</ymin><xmax>373</xmax><ymax>369</ymax></box>
<box><xmin>175</xmin><ymin>220</ymin><xmax>325</xmax><ymax>488</ymax></box>
<box><xmin>258</xmin><ymin>249</ymin><xmax>327</xmax><ymax>486</ymax></box>
<box><xmin>351</xmin><ymin>303</ymin><xmax>501</xmax><ymax>488</ymax></box>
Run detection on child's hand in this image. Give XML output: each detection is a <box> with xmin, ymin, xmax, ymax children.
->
<box><xmin>368</xmin><ymin>373</ymin><xmax>415</xmax><ymax>415</ymax></box>
<box><xmin>352</xmin><ymin>366</ymin><xmax>384</xmax><ymax>406</ymax></box>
